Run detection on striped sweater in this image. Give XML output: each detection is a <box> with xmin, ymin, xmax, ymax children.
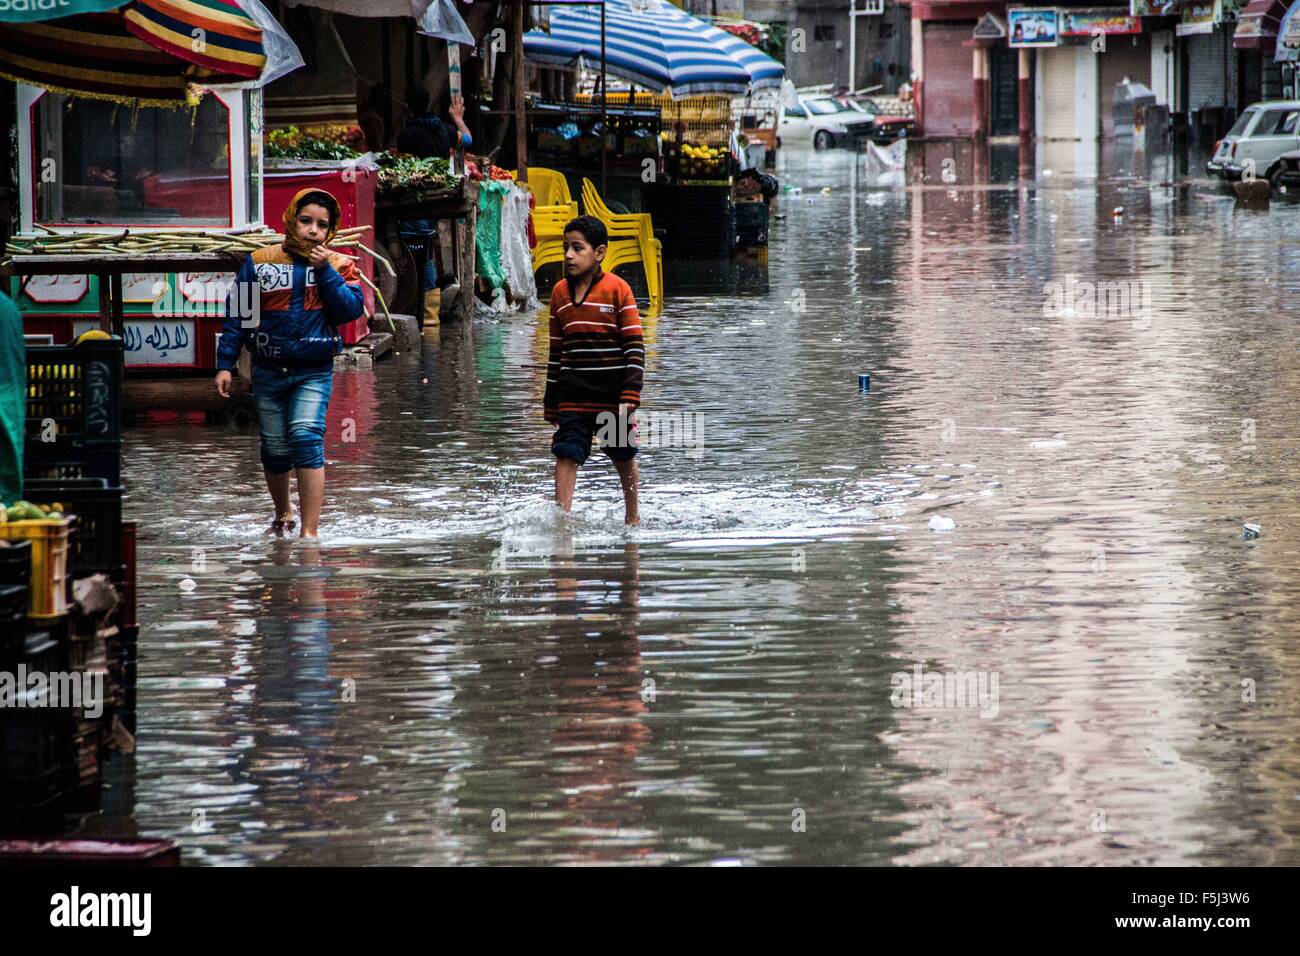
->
<box><xmin>544</xmin><ymin>269</ymin><xmax>644</xmax><ymax>419</ymax></box>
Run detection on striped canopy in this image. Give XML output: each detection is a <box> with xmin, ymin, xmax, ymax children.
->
<box><xmin>124</xmin><ymin>0</ymin><xmax>267</xmax><ymax>80</ymax></box>
<box><xmin>0</xmin><ymin>1</ymin><xmax>267</xmax><ymax>105</ymax></box>
<box><xmin>525</xmin><ymin>0</ymin><xmax>784</xmax><ymax>96</ymax></box>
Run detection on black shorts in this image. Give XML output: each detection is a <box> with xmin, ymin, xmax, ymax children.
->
<box><xmin>551</xmin><ymin>411</ymin><xmax>638</xmax><ymax>465</ymax></box>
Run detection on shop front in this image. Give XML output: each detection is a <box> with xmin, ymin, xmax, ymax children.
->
<box><xmin>1235</xmin><ymin>0</ymin><xmax>1292</xmax><ymax>99</ymax></box>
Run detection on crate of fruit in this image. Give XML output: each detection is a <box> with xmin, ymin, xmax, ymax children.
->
<box><xmin>0</xmin><ymin>503</ymin><xmax>72</xmax><ymax>619</ymax></box>
<box><xmin>24</xmin><ymin>479</ymin><xmax>123</xmax><ymax>582</ymax></box>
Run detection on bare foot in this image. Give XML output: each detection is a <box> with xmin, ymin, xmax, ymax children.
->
<box><xmin>268</xmin><ymin>511</ymin><xmax>297</xmax><ymax>536</ymax></box>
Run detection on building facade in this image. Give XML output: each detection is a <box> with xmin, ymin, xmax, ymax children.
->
<box><xmin>905</xmin><ymin>0</ymin><xmax>1288</xmax><ymax>141</ymax></box>
<box><xmin>682</xmin><ymin>0</ymin><xmax>913</xmax><ymax>92</ymax></box>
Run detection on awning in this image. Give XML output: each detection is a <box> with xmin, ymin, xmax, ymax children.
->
<box><xmin>526</xmin><ymin>0</ymin><xmax>783</xmax><ymax>97</ymax></box>
<box><xmin>1235</xmin><ymin>0</ymin><xmax>1290</xmax><ymax>50</ymax></box>
<box><xmin>0</xmin><ymin>1</ymin><xmax>289</xmax><ymax>105</ymax></box>
<box><xmin>123</xmin><ymin>0</ymin><xmax>267</xmax><ymax>80</ymax></box>
<box><xmin>0</xmin><ymin>12</ymin><xmax>235</xmax><ymax>106</ymax></box>
<box><xmin>281</xmin><ymin>0</ymin><xmax>474</xmax><ymax>44</ymax></box>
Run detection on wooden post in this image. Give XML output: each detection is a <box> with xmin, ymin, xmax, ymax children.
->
<box><xmin>97</xmin><ymin>271</ymin><xmax>112</xmax><ymax>334</ymax></box>
<box><xmin>109</xmin><ymin>273</ymin><xmax>124</xmax><ymax>336</ymax></box>
<box><xmin>514</xmin><ymin>0</ymin><xmax>528</xmax><ymax>183</ymax></box>
<box><xmin>1018</xmin><ymin>48</ymin><xmax>1032</xmax><ymax>141</ymax></box>
<box><xmin>600</xmin><ymin>3</ymin><xmax>607</xmax><ymax>195</ymax></box>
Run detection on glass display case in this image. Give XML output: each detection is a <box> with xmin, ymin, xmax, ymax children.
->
<box><xmin>11</xmin><ymin>83</ymin><xmax>265</xmax><ymax>368</ymax></box>
<box><xmin>17</xmin><ymin>83</ymin><xmax>262</xmax><ymax>233</ymax></box>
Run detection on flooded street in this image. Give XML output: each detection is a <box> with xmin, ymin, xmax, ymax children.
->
<box><xmin>103</xmin><ymin>146</ymin><xmax>1300</xmax><ymax>865</ymax></box>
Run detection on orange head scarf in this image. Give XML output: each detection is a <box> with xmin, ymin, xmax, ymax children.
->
<box><xmin>281</xmin><ymin>188</ymin><xmax>341</xmax><ymax>260</ymax></box>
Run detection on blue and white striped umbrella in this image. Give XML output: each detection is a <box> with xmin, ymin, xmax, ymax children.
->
<box><xmin>524</xmin><ymin>0</ymin><xmax>783</xmax><ymax>96</ymax></box>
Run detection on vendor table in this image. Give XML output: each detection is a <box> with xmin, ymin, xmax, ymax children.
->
<box><xmin>374</xmin><ymin>179</ymin><xmax>480</xmax><ymax>324</ymax></box>
<box><xmin>2</xmin><ymin>251</ymin><xmax>246</xmax><ymax>338</ymax></box>
<box><xmin>5</xmin><ymin>251</ymin><xmax>251</xmax><ymax>418</ymax></box>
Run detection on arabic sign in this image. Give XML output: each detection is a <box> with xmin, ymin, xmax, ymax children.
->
<box><xmin>74</xmin><ymin>318</ymin><xmax>197</xmax><ymax>365</ymax></box>
<box><xmin>181</xmin><ymin>272</ymin><xmax>236</xmax><ymax>304</ymax></box>
<box><xmin>1009</xmin><ymin>9</ymin><xmax>1060</xmax><ymax>47</ymax></box>
<box><xmin>121</xmin><ymin>273</ymin><xmax>167</xmax><ymax>304</ymax></box>
<box><xmin>1131</xmin><ymin>0</ymin><xmax>1182</xmax><ymax>14</ymax></box>
<box><xmin>22</xmin><ymin>273</ymin><xmax>88</xmax><ymax>305</ymax></box>
<box><xmin>1061</xmin><ymin>10</ymin><xmax>1144</xmax><ymax>36</ymax></box>
<box><xmin>974</xmin><ymin>12</ymin><xmax>1008</xmax><ymax>39</ymax></box>
<box><xmin>1177</xmin><ymin>0</ymin><xmax>1220</xmax><ymax>35</ymax></box>
<box><xmin>0</xmin><ymin>1</ymin><xmax>124</xmax><ymax>24</ymax></box>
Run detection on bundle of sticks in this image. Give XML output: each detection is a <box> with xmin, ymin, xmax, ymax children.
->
<box><xmin>4</xmin><ymin>224</ymin><xmax>398</xmax><ymax>327</ymax></box>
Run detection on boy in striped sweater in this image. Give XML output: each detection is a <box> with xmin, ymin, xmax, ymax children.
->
<box><xmin>544</xmin><ymin>216</ymin><xmax>644</xmax><ymax>525</ymax></box>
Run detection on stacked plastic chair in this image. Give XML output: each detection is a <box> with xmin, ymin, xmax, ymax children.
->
<box><xmin>580</xmin><ymin>178</ymin><xmax>663</xmax><ymax>304</ymax></box>
<box><xmin>511</xmin><ymin>168</ymin><xmax>579</xmax><ymax>275</ymax></box>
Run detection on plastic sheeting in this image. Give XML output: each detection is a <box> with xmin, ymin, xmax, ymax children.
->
<box><xmin>863</xmin><ymin>138</ymin><xmax>907</xmax><ymax>175</ymax></box>
<box><xmin>476</xmin><ymin>181</ymin><xmax>540</xmax><ymax>311</ymax></box>
<box><xmin>0</xmin><ymin>293</ymin><xmax>24</xmax><ymax>504</ymax></box>
<box><xmin>235</xmin><ymin>0</ymin><xmax>305</xmax><ymax>87</ymax></box>
<box><xmin>498</xmin><ymin>183</ymin><xmax>539</xmax><ymax>310</ymax></box>
<box><xmin>282</xmin><ymin>0</ymin><xmax>475</xmax><ymax>44</ymax></box>
<box><xmin>476</xmin><ymin>179</ymin><xmax>508</xmax><ymax>292</ymax></box>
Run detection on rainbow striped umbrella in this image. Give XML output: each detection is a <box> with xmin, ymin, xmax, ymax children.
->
<box><xmin>0</xmin><ymin>1</ymin><xmax>267</xmax><ymax>105</ymax></box>
<box><xmin>124</xmin><ymin>0</ymin><xmax>266</xmax><ymax>80</ymax></box>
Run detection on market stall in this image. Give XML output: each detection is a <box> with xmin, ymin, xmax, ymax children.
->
<box><xmin>0</xmin><ymin>2</ymin><xmax>331</xmax><ymax>382</ymax></box>
<box><xmin>523</xmin><ymin>0</ymin><xmax>785</xmax><ymax>259</ymax></box>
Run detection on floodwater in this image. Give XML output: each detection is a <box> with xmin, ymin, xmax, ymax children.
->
<box><xmin>95</xmin><ymin>142</ymin><xmax>1300</xmax><ymax>865</ymax></box>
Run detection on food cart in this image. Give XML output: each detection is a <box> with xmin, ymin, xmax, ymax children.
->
<box><xmin>6</xmin><ymin>83</ymin><xmax>377</xmax><ymax>373</ymax></box>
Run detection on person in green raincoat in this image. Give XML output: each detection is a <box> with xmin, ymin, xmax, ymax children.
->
<box><xmin>0</xmin><ymin>290</ymin><xmax>24</xmax><ymax>504</ymax></box>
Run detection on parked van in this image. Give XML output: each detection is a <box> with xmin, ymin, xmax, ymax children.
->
<box><xmin>1206</xmin><ymin>101</ymin><xmax>1300</xmax><ymax>187</ymax></box>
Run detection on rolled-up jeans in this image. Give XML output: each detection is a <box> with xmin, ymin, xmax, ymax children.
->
<box><xmin>252</xmin><ymin>364</ymin><xmax>333</xmax><ymax>472</ymax></box>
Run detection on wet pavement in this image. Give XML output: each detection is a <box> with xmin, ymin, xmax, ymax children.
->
<box><xmin>98</xmin><ymin>143</ymin><xmax>1300</xmax><ymax>865</ymax></box>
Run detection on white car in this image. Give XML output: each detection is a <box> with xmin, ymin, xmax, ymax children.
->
<box><xmin>1206</xmin><ymin>100</ymin><xmax>1300</xmax><ymax>186</ymax></box>
<box><xmin>778</xmin><ymin>94</ymin><xmax>877</xmax><ymax>150</ymax></box>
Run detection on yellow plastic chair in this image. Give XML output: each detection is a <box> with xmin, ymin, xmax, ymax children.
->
<box><xmin>510</xmin><ymin>168</ymin><xmax>578</xmax><ymax>218</ymax></box>
<box><xmin>530</xmin><ymin>205</ymin><xmax>573</xmax><ymax>273</ymax></box>
<box><xmin>579</xmin><ymin>178</ymin><xmax>662</xmax><ymax>303</ymax></box>
<box><xmin>529</xmin><ymin>167</ymin><xmax>578</xmax><ymax>213</ymax></box>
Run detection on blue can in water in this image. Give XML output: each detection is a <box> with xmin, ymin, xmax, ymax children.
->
<box><xmin>858</xmin><ymin>373</ymin><xmax>870</xmax><ymax>392</ymax></box>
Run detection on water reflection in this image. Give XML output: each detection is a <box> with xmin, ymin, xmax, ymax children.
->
<box><xmin>107</xmin><ymin>142</ymin><xmax>1300</xmax><ymax>865</ymax></box>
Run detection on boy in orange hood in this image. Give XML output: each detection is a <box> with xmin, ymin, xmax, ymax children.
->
<box><xmin>214</xmin><ymin>189</ymin><xmax>365</xmax><ymax>538</ymax></box>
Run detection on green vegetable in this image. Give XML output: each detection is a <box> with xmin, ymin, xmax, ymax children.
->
<box><xmin>6</xmin><ymin>501</ymin><xmax>46</xmax><ymax>521</ymax></box>
<box><xmin>374</xmin><ymin>152</ymin><xmax>461</xmax><ymax>200</ymax></box>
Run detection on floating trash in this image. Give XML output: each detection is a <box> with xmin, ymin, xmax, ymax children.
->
<box><xmin>1243</xmin><ymin>523</ymin><xmax>1261</xmax><ymax>540</ymax></box>
<box><xmin>928</xmin><ymin>515</ymin><xmax>956</xmax><ymax>532</ymax></box>
<box><xmin>178</xmin><ymin>577</ymin><xmax>197</xmax><ymax>592</ymax></box>
<box><xmin>858</xmin><ymin>373</ymin><xmax>870</xmax><ymax>392</ymax></box>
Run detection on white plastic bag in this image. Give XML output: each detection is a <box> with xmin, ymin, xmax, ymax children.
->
<box><xmin>236</xmin><ymin>0</ymin><xmax>306</xmax><ymax>86</ymax></box>
<box><xmin>498</xmin><ymin>183</ymin><xmax>539</xmax><ymax>311</ymax></box>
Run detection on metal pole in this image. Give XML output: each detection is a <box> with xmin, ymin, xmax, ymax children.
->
<box><xmin>848</xmin><ymin>1</ymin><xmax>855</xmax><ymax>92</ymax></box>
<box><xmin>514</xmin><ymin>0</ymin><xmax>528</xmax><ymax>182</ymax></box>
<box><xmin>601</xmin><ymin>1</ymin><xmax>608</xmax><ymax>195</ymax></box>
